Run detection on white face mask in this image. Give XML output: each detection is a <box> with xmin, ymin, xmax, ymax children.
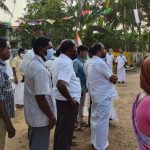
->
<box><xmin>20</xmin><ymin>53</ymin><xmax>25</xmax><ymax>58</ymax></box>
<box><xmin>44</xmin><ymin>48</ymin><xmax>54</xmax><ymax>61</ymax></box>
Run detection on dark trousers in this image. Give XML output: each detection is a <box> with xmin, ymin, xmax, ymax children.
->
<box><xmin>29</xmin><ymin>126</ymin><xmax>50</xmax><ymax>150</ymax></box>
<box><xmin>53</xmin><ymin>100</ymin><xmax>79</xmax><ymax>150</ymax></box>
<box><xmin>88</xmin><ymin>97</ymin><xmax>92</xmax><ymax>127</ymax></box>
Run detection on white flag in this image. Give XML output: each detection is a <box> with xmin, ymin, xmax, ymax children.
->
<box><xmin>133</xmin><ymin>9</ymin><xmax>140</xmax><ymax>24</ymax></box>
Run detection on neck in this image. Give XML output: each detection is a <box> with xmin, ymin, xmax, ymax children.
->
<box><xmin>78</xmin><ymin>55</ymin><xmax>84</xmax><ymax>59</ymax></box>
<box><xmin>64</xmin><ymin>53</ymin><xmax>72</xmax><ymax>59</ymax></box>
<box><xmin>37</xmin><ymin>54</ymin><xmax>46</xmax><ymax>62</ymax></box>
<box><xmin>0</xmin><ymin>56</ymin><xmax>6</xmax><ymax>61</ymax></box>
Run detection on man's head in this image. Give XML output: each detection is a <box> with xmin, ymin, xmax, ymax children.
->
<box><xmin>33</xmin><ymin>36</ymin><xmax>53</xmax><ymax>61</ymax></box>
<box><xmin>0</xmin><ymin>38</ymin><xmax>11</xmax><ymax>61</ymax></box>
<box><xmin>108</xmin><ymin>48</ymin><xmax>113</xmax><ymax>54</ymax></box>
<box><xmin>91</xmin><ymin>43</ymin><xmax>106</xmax><ymax>58</ymax></box>
<box><xmin>120</xmin><ymin>50</ymin><xmax>123</xmax><ymax>56</ymax></box>
<box><xmin>59</xmin><ymin>39</ymin><xmax>77</xmax><ymax>60</ymax></box>
<box><xmin>77</xmin><ymin>45</ymin><xmax>88</xmax><ymax>59</ymax></box>
<box><xmin>18</xmin><ymin>48</ymin><xmax>25</xmax><ymax>57</ymax></box>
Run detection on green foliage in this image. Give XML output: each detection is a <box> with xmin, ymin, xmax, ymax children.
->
<box><xmin>16</xmin><ymin>0</ymin><xmax>150</xmax><ymax>51</ymax></box>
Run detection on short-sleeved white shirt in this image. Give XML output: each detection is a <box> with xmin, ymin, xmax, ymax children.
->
<box><xmin>116</xmin><ymin>55</ymin><xmax>127</xmax><ymax>69</ymax></box>
<box><xmin>52</xmin><ymin>54</ymin><xmax>81</xmax><ymax>103</ymax></box>
<box><xmin>87</xmin><ymin>56</ymin><xmax>117</xmax><ymax>104</ymax></box>
<box><xmin>24</xmin><ymin>55</ymin><xmax>56</xmax><ymax>127</ymax></box>
<box><xmin>106</xmin><ymin>53</ymin><xmax>114</xmax><ymax>69</ymax></box>
<box><xmin>20</xmin><ymin>49</ymin><xmax>35</xmax><ymax>74</ymax></box>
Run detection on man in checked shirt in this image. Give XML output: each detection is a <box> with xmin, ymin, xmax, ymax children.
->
<box><xmin>0</xmin><ymin>38</ymin><xmax>15</xmax><ymax>150</ymax></box>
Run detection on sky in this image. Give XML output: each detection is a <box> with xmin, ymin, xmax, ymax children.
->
<box><xmin>0</xmin><ymin>0</ymin><xmax>27</xmax><ymax>26</ymax></box>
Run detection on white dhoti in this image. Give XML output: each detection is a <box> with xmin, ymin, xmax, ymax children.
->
<box><xmin>117</xmin><ymin>67</ymin><xmax>126</xmax><ymax>82</ymax></box>
<box><xmin>91</xmin><ymin>99</ymin><xmax>112</xmax><ymax>150</ymax></box>
<box><xmin>14</xmin><ymin>81</ymin><xmax>24</xmax><ymax>105</ymax></box>
<box><xmin>110</xmin><ymin>100</ymin><xmax>118</xmax><ymax>121</ymax></box>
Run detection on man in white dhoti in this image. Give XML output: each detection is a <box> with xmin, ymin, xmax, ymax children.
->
<box><xmin>106</xmin><ymin>48</ymin><xmax>114</xmax><ymax>72</ymax></box>
<box><xmin>116</xmin><ymin>51</ymin><xmax>127</xmax><ymax>83</ymax></box>
<box><xmin>87</xmin><ymin>43</ymin><xmax>118</xmax><ymax>150</ymax></box>
<box><xmin>12</xmin><ymin>48</ymin><xmax>25</xmax><ymax>108</ymax></box>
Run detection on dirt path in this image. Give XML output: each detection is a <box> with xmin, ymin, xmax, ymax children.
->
<box><xmin>5</xmin><ymin>72</ymin><xmax>140</xmax><ymax>150</ymax></box>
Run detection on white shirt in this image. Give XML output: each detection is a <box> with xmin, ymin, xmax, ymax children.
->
<box><xmin>84</xmin><ymin>58</ymin><xmax>92</xmax><ymax>78</ymax></box>
<box><xmin>20</xmin><ymin>49</ymin><xmax>35</xmax><ymax>74</ymax></box>
<box><xmin>116</xmin><ymin>55</ymin><xmax>127</xmax><ymax>69</ymax></box>
<box><xmin>106</xmin><ymin>53</ymin><xmax>114</xmax><ymax>69</ymax></box>
<box><xmin>52</xmin><ymin>54</ymin><xmax>81</xmax><ymax>103</ymax></box>
<box><xmin>87</xmin><ymin>56</ymin><xmax>117</xmax><ymax>104</ymax></box>
<box><xmin>5</xmin><ymin>60</ymin><xmax>14</xmax><ymax>80</ymax></box>
<box><xmin>45</xmin><ymin>57</ymin><xmax>56</xmax><ymax>77</ymax></box>
<box><xmin>24</xmin><ymin>55</ymin><xmax>56</xmax><ymax>127</ymax></box>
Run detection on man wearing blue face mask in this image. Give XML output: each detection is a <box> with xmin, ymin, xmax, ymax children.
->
<box><xmin>24</xmin><ymin>36</ymin><xmax>57</xmax><ymax>150</ymax></box>
<box><xmin>45</xmin><ymin>48</ymin><xmax>56</xmax><ymax>78</ymax></box>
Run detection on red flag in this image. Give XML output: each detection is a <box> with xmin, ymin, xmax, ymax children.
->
<box><xmin>80</xmin><ymin>10</ymin><xmax>90</xmax><ymax>16</ymax></box>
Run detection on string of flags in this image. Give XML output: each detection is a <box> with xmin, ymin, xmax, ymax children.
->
<box><xmin>133</xmin><ymin>9</ymin><xmax>140</xmax><ymax>25</ymax></box>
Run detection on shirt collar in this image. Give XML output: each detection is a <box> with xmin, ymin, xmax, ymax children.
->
<box><xmin>60</xmin><ymin>54</ymin><xmax>72</xmax><ymax>64</ymax></box>
<box><xmin>35</xmin><ymin>55</ymin><xmax>46</xmax><ymax>66</ymax></box>
<box><xmin>77</xmin><ymin>57</ymin><xmax>86</xmax><ymax>63</ymax></box>
<box><xmin>93</xmin><ymin>56</ymin><xmax>105</xmax><ymax>62</ymax></box>
<box><xmin>0</xmin><ymin>59</ymin><xmax>6</xmax><ymax>66</ymax></box>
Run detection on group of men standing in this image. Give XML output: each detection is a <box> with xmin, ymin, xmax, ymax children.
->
<box><xmin>0</xmin><ymin>36</ymin><xmax>128</xmax><ymax>150</ymax></box>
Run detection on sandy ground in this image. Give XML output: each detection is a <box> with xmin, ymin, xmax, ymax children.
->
<box><xmin>5</xmin><ymin>72</ymin><xmax>141</xmax><ymax>150</ymax></box>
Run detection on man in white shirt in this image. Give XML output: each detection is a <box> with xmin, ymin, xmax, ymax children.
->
<box><xmin>116</xmin><ymin>51</ymin><xmax>127</xmax><ymax>83</ymax></box>
<box><xmin>52</xmin><ymin>39</ymin><xmax>81</xmax><ymax>150</ymax></box>
<box><xmin>11</xmin><ymin>48</ymin><xmax>25</xmax><ymax>108</ymax></box>
<box><xmin>20</xmin><ymin>41</ymin><xmax>55</xmax><ymax>77</ymax></box>
<box><xmin>106</xmin><ymin>48</ymin><xmax>114</xmax><ymax>72</ymax></box>
<box><xmin>24</xmin><ymin>37</ymin><xmax>56</xmax><ymax>150</ymax></box>
<box><xmin>87</xmin><ymin>43</ymin><xmax>118</xmax><ymax>150</ymax></box>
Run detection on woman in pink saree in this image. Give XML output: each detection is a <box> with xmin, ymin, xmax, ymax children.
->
<box><xmin>132</xmin><ymin>57</ymin><xmax>150</xmax><ymax>150</ymax></box>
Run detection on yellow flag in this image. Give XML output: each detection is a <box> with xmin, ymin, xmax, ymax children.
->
<box><xmin>105</xmin><ymin>0</ymin><xmax>110</xmax><ymax>8</ymax></box>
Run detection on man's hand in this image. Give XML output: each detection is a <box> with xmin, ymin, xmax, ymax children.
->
<box><xmin>6</xmin><ymin>124</ymin><xmax>16</xmax><ymax>138</ymax></box>
<box><xmin>109</xmin><ymin>75</ymin><xmax>118</xmax><ymax>84</ymax></box>
<box><xmin>49</xmin><ymin>114</ymin><xmax>57</xmax><ymax>129</ymax></box>
<box><xmin>68</xmin><ymin>98</ymin><xmax>78</xmax><ymax>107</ymax></box>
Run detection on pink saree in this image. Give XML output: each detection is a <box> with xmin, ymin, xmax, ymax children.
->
<box><xmin>132</xmin><ymin>94</ymin><xmax>150</xmax><ymax>150</ymax></box>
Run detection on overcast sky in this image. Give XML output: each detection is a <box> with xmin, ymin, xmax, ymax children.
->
<box><xmin>0</xmin><ymin>0</ymin><xmax>27</xmax><ymax>26</ymax></box>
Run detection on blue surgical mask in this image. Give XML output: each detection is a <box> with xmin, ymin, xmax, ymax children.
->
<box><xmin>44</xmin><ymin>48</ymin><xmax>54</xmax><ymax>60</ymax></box>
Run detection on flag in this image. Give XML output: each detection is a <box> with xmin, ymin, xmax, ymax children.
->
<box><xmin>62</xmin><ymin>16</ymin><xmax>73</xmax><ymax>20</ymax></box>
<box><xmin>133</xmin><ymin>9</ymin><xmax>140</xmax><ymax>25</ymax></box>
<box><xmin>102</xmin><ymin>7</ymin><xmax>112</xmax><ymax>15</ymax></box>
<box><xmin>105</xmin><ymin>0</ymin><xmax>110</xmax><ymax>8</ymax></box>
<box><xmin>76</xmin><ymin>32</ymin><xmax>82</xmax><ymax>46</ymax></box>
<box><xmin>46</xmin><ymin>19</ymin><xmax>55</xmax><ymax>24</ymax></box>
<box><xmin>80</xmin><ymin>10</ymin><xmax>90</xmax><ymax>16</ymax></box>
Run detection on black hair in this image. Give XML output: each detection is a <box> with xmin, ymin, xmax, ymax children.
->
<box><xmin>56</xmin><ymin>46</ymin><xmax>61</xmax><ymax>57</ymax></box>
<box><xmin>31</xmin><ymin>38</ymin><xmax>36</xmax><ymax>48</ymax></box>
<box><xmin>77</xmin><ymin>45</ymin><xmax>88</xmax><ymax>54</ymax></box>
<box><xmin>59</xmin><ymin>39</ymin><xmax>76</xmax><ymax>54</ymax></box>
<box><xmin>33</xmin><ymin>36</ymin><xmax>51</xmax><ymax>54</ymax></box>
<box><xmin>88</xmin><ymin>46</ymin><xmax>93</xmax><ymax>58</ymax></box>
<box><xmin>91</xmin><ymin>43</ymin><xmax>104</xmax><ymax>56</ymax></box>
<box><xmin>18</xmin><ymin>48</ymin><xmax>25</xmax><ymax>54</ymax></box>
<box><xmin>0</xmin><ymin>38</ymin><xmax>7</xmax><ymax>51</ymax></box>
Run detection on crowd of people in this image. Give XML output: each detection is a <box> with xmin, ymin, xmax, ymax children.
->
<box><xmin>1</xmin><ymin>36</ymin><xmax>149</xmax><ymax>150</ymax></box>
